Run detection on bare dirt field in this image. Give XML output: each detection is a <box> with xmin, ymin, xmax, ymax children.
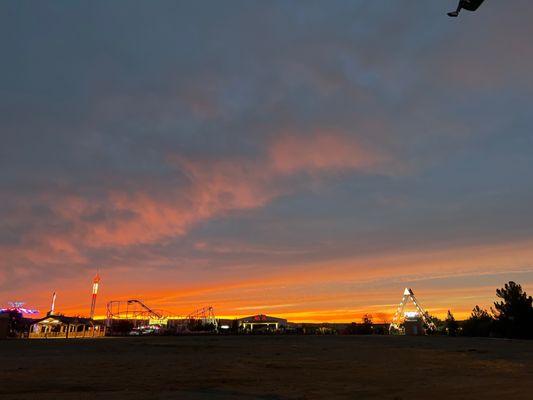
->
<box><xmin>1</xmin><ymin>335</ymin><xmax>532</xmax><ymax>400</ymax></box>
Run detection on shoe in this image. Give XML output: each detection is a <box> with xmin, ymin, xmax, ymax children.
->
<box><xmin>447</xmin><ymin>11</ymin><xmax>459</xmax><ymax>17</ymax></box>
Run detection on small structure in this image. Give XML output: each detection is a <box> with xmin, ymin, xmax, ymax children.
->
<box><xmin>29</xmin><ymin>315</ymin><xmax>105</xmax><ymax>339</ymax></box>
<box><xmin>236</xmin><ymin>314</ymin><xmax>287</xmax><ymax>332</ymax></box>
<box><xmin>1</xmin><ymin>303</ymin><xmax>40</xmax><ymax>338</ymax></box>
<box><xmin>403</xmin><ymin>312</ymin><xmax>425</xmax><ymax>336</ymax></box>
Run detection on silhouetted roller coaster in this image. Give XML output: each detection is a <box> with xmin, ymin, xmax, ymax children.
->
<box><xmin>106</xmin><ymin>299</ymin><xmax>167</xmax><ymax>322</ymax></box>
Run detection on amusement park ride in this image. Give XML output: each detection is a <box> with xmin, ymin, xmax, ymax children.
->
<box><xmin>0</xmin><ymin>302</ymin><xmax>39</xmax><ymax>316</ymax></box>
<box><xmin>105</xmin><ymin>299</ymin><xmax>217</xmax><ymax>331</ymax></box>
<box><xmin>389</xmin><ymin>288</ymin><xmax>436</xmax><ymax>334</ymax></box>
<box><xmin>89</xmin><ymin>272</ymin><xmax>100</xmax><ymax>319</ymax></box>
<box><xmin>106</xmin><ymin>299</ymin><xmax>166</xmax><ymax>325</ymax></box>
<box><xmin>186</xmin><ymin>306</ymin><xmax>217</xmax><ymax>325</ymax></box>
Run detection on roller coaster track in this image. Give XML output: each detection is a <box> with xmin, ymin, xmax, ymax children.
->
<box><xmin>106</xmin><ymin>299</ymin><xmax>164</xmax><ymax>321</ymax></box>
<box><xmin>186</xmin><ymin>306</ymin><xmax>217</xmax><ymax>326</ymax></box>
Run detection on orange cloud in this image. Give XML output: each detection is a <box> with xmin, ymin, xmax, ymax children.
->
<box><xmin>41</xmin><ymin>156</ymin><xmax>279</xmax><ymax>248</ymax></box>
<box><xmin>6</xmin><ymin>131</ymin><xmax>393</xmax><ymax>253</ymax></box>
<box><xmin>268</xmin><ymin>132</ymin><xmax>387</xmax><ymax>175</ymax></box>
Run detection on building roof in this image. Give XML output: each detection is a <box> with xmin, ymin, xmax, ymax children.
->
<box><xmin>33</xmin><ymin>315</ymin><xmax>100</xmax><ymax>325</ymax></box>
<box><xmin>236</xmin><ymin>314</ymin><xmax>287</xmax><ymax>324</ymax></box>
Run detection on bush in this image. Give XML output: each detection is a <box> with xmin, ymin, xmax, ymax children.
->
<box><xmin>445</xmin><ymin>311</ymin><xmax>459</xmax><ymax>336</ymax></box>
<box><xmin>462</xmin><ymin>306</ymin><xmax>493</xmax><ymax>337</ymax></box>
<box><xmin>344</xmin><ymin>314</ymin><xmax>373</xmax><ymax>335</ymax></box>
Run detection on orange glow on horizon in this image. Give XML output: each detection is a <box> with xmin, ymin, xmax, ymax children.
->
<box><xmin>4</xmin><ymin>236</ymin><xmax>532</xmax><ymax>324</ymax></box>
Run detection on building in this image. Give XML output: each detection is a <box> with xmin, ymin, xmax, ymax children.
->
<box><xmin>236</xmin><ymin>314</ymin><xmax>287</xmax><ymax>332</ymax></box>
<box><xmin>0</xmin><ymin>314</ymin><xmax>8</xmax><ymax>339</ymax></box>
<box><xmin>0</xmin><ymin>309</ymin><xmax>36</xmax><ymax>338</ymax></box>
<box><xmin>29</xmin><ymin>315</ymin><xmax>105</xmax><ymax>339</ymax></box>
<box><xmin>403</xmin><ymin>312</ymin><xmax>425</xmax><ymax>336</ymax></box>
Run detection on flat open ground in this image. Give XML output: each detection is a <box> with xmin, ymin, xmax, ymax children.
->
<box><xmin>1</xmin><ymin>336</ymin><xmax>532</xmax><ymax>400</ymax></box>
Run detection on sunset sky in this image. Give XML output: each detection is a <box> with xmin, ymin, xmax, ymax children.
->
<box><xmin>1</xmin><ymin>1</ymin><xmax>533</xmax><ymax>322</ymax></box>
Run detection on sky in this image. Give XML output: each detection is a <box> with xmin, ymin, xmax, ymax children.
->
<box><xmin>1</xmin><ymin>0</ymin><xmax>533</xmax><ymax>322</ymax></box>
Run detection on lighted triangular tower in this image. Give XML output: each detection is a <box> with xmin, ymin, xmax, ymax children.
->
<box><xmin>389</xmin><ymin>288</ymin><xmax>436</xmax><ymax>334</ymax></box>
<box><xmin>89</xmin><ymin>271</ymin><xmax>100</xmax><ymax>319</ymax></box>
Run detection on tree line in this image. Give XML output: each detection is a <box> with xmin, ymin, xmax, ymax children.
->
<box><xmin>436</xmin><ymin>281</ymin><xmax>533</xmax><ymax>339</ymax></box>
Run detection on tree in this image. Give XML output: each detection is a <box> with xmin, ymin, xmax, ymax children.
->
<box><xmin>462</xmin><ymin>306</ymin><xmax>493</xmax><ymax>337</ymax></box>
<box><xmin>444</xmin><ymin>310</ymin><xmax>459</xmax><ymax>336</ymax></box>
<box><xmin>359</xmin><ymin>314</ymin><xmax>373</xmax><ymax>335</ymax></box>
<box><xmin>345</xmin><ymin>315</ymin><xmax>373</xmax><ymax>335</ymax></box>
<box><xmin>426</xmin><ymin>314</ymin><xmax>444</xmax><ymax>335</ymax></box>
<box><xmin>344</xmin><ymin>322</ymin><xmax>358</xmax><ymax>335</ymax></box>
<box><xmin>471</xmin><ymin>305</ymin><xmax>491</xmax><ymax>320</ymax></box>
<box><xmin>493</xmin><ymin>281</ymin><xmax>533</xmax><ymax>339</ymax></box>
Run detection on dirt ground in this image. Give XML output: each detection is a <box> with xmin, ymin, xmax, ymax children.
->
<box><xmin>1</xmin><ymin>335</ymin><xmax>532</xmax><ymax>400</ymax></box>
